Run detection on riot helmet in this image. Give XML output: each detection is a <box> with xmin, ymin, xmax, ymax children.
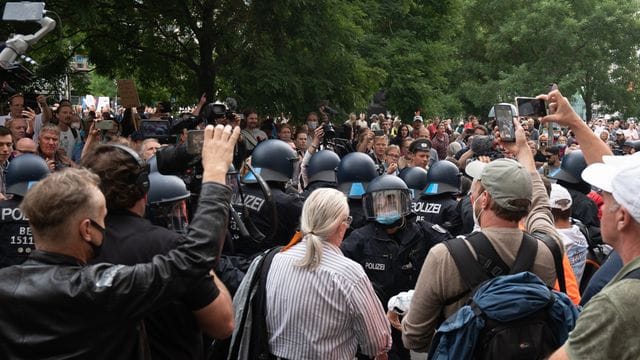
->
<box><xmin>423</xmin><ymin>160</ymin><xmax>461</xmax><ymax>195</ymax></box>
<box><xmin>307</xmin><ymin>150</ymin><xmax>340</xmax><ymax>184</ymax></box>
<box><xmin>362</xmin><ymin>175</ymin><xmax>411</xmax><ymax>225</ymax></box>
<box><xmin>5</xmin><ymin>154</ymin><xmax>50</xmax><ymax>197</ymax></box>
<box><xmin>398</xmin><ymin>166</ymin><xmax>428</xmax><ymax>199</ymax></box>
<box><xmin>243</xmin><ymin>139</ymin><xmax>298</xmax><ymax>183</ymax></box>
<box><xmin>548</xmin><ymin>150</ymin><xmax>587</xmax><ymax>184</ymax></box>
<box><xmin>336</xmin><ymin>152</ymin><xmax>378</xmax><ymax>199</ymax></box>
<box><xmin>146</xmin><ymin>172</ymin><xmax>190</xmax><ymax>234</ymax></box>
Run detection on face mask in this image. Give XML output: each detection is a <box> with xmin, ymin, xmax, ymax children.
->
<box><xmin>376</xmin><ymin>212</ymin><xmax>402</xmax><ymax>225</ymax></box>
<box><xmin>71</xmin><ymin>122</ymin><xmax>81</xmax><ymax>129</ymax></box>
<box><xmin>471</xmin><ymin>191</ymin><xmax>484</xmax><ymax>232</ymax></box>
<box><xmin>90</xmin><ymin>241</ymin><xmax>103</xmax><ymax>258</ymax></box>
<box><xmin>308</xmin><ymin>121</ymin><xmax>318</xmax><ymax>130</ymax></box>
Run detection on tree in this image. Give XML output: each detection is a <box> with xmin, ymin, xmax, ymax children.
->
<box><xmin>451</xmin><ymin>0</ymin><xmax>640</xmax><ymax>121</ymax></box>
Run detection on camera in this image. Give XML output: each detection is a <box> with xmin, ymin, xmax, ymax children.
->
<box><xmin>95</xmin><ymin>120</ymin><xmax>115</xmax><ymax>131</ymax></box>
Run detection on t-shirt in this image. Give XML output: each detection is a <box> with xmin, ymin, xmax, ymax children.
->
<box><xmin>58</xmin><ymin>127</ymin><xmax>77</xmax><ymax>157</ymax></box>
<box><xmin>565</xmin><ymin>256</ymin><xmax>640</xmax><ymax>359</ymax></box>
<box><xmin>557</xmin><ymin>225</ymin><xmax>588</xmax><ymax>283</ymax></box>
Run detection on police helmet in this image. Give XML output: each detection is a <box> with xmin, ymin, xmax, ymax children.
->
<box><xmin>398</xmin><ymin>166</ymin><xmax>428</xmax><ymax>199</ymax></box>
<box><xmin>362</xmin><ymin>175</ymin><xmax>412</xmax><ymax>222</ymax></box>
<box><xmin>423</xmin><ymin>160</ymin><xmax>461</xmax><ymax>195</ymax></box>
<box><xmin>243</xmin><ymin>139</ymin><xmax>298</xmax><ymax>183</ymax></box>
<box><xmin>336</xmin><ymin>152</ymin><xmax>378</xmax><ymax>199</ymax></box>
<box><xmin>146</xmin><ymin>172</ymin><xmax>190</xmax><ymax>234</ymax></box>
<box><xmin>307</xmin><ymin>150</ymin><xmax>340</xmax><ymax>184</ymax></box>
<box><xmin>5</xmin><ymin>154</ymin><xmax>50</xmax><ymax>197</ymax></box>
<box><xmin>548</xmin><ymin>150</ymin><xmax>587</xmax><ymax>184</ymax></box>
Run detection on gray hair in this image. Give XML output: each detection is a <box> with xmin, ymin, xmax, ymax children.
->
<box><xmin>296</xmin><ymin>188</ymin><xmax>349</xmax><ymax>270</ymax></box>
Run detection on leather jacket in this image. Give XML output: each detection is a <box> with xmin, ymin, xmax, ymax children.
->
<box><xmin>0</xmin><ymin>182</ymin><xmax>231</xmax><ymax>359</ymax></box>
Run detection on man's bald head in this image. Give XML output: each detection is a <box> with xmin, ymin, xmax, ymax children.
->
<box><xmin>15</xmin><ymin>137</ymin><xmax>37</xmax><ymax>156</ymax></box>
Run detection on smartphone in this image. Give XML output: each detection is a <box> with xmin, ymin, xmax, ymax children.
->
<box><xmin>516</xmin><ymin>97</ymin><xmax>547</xmax><ymax>117</ymax></box>
<box><xmin>373</xmin><ymin>130</ymin><xmax>384</xmax><ymax>137</ymax></box>
<box><xmin>547</xmin><ymin>83</ymin><xmax>559</xmax><ymax>144</ymax></box>
<box><xmin>140</xmin><ymin>120</ymin><xmax>170</xmax><ymax>138</ymax></box>
<box><xmin>186</xmin><ymin>130</ymin><xmax>204</xmax><ymax>155</ymax></box>
<box><xmin>494</xmin><ymin>103</ymin><xmax>516</xmax><ymax>142</ymax></box>
<box><xmin>95</xmin><ymin>120</ymin><xmax>114</xmax><ymax>130</ymax></box>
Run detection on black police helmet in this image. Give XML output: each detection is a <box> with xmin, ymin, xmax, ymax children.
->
<box><xmin>423</xmin><ymin>160</ymin><xmax>461</xmax><ymax>195</ymax></box>
<box><xmin>6</xmin><ymin>154</ymin><xmax>50</xmax><ymax>197</ymax></box>
<box><xmin>244</xmin><ymin>139</ymin><xmax>298</xmax><ymax>183</ymax></box>
<box><xmin>336</xmin><ymin>152</ymin><xmax>378</xmax><ymax>199</ymax></box>
<box><xmin>362</xmin><ymin>175</ymin><xmax>411</xmax><ymax>219</ymax></box>
<box><xmin>398</xmin><ymin>166</ymin><xmax>428</xmax><ymax>198</ymax></box>
<box><xmin>308</xmin><ymin>150</ymin><xmax>340</xmax><ymax>184</ymax></box>
<box><xmin>147</xmin><ymin>172</ymin><xmax>190</xmax><ymax>205</ymax></box>
<box><xmin>549</xmin><ymin>150</ymin><xmax>587</xmax><ymax>184</ymax></box>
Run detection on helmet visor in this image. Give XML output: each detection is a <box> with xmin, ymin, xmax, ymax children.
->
<box><xmin>363</xmin><ymin>189</ymin><xmax>411</xmax><ymax>220</ymax></box>
<box><xmin>148</xmin><ymin>200</ymin><xmax>190</xmax><ymax>234</ymax></box>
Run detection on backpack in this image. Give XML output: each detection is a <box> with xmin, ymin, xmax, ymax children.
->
<box><xmin>571</xmin><ymin>218</ymin><xmax>612</xmax><ymax>292</ymax></box>
<box><xmin>428</xmin><ymin>232</ymin><xmax>579</xmax><ymax>360</ymax></box>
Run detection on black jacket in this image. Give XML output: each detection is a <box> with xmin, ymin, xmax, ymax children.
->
<box><xmin>412</xmin><ymin>194</ymin><xmax>463</xmax><ymax>235</ymax></box>
<box><xmin>0</xmin><ymin>183</ymin><xmax>230</xmax><ymax>359</ymax></box>
<box><xmin>91</xmin><ymin>209</ymin><xmax>220</xmax><ymax>360</ymax></box>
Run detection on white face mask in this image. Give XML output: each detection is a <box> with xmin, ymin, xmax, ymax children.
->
<box><xmin>471</xmin><ymin>191</ymin><xmax>484</xmax><ymax>232</ymax></box>
<box><xmin>71</xmin><ymin>122</ymin><xmax>81</xmax><ymax>129</ymax></box>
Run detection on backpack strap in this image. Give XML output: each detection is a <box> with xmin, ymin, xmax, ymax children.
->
<box><xmin>532</xmin><ymin>231</ymin><xmax>566</xmax><ymax>293</ymax></box>
<box><xmin>445</xmin><ymin>236</ymin><xmax>490</xmax><ymax>291</ymax></box>
<box><xmin>622</xmin><ymin>268</ymin><xmax>640</xmax><ymax>280</ymax></box>
<box><xmin>510</xmin><ymin>233</ymin><xmax>538</xmax><ymax>274</ymax></box>
<box><xmin>466</xmin><ymin>232</ymin><xmax>511</xmax><ymax>277</ymax></box>
<box><xmin>251</xmin><ymin>246</ymin><xmax>282</xmax><ymax>359</ymax></box>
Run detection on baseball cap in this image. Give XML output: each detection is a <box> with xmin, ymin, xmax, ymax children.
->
<box><xmin>615</xmin><ymin>129</ymin><xmax>624</xmax><ymax>135</ymax></box>
<box><xmin>413</xmin><ymin>115</ymin><xmax>423</xmax><ymax>123</ymax></box>
<box><xmin>409</xmin><ymin>138</ymin><xmax>431</xmax><ymax>153</ymax></box>
<box><xmin>581</xmin><ymin>152</ymin><xmax>640</xmax><ymax>223</ymax></box>
<box><xmin>466</xmin><ymin>158</ymin><xmax>532</xmax><ymax>212</ymax></box>
<box><xmin>549</xmin><ymin>183</ymin><xmax>572</xmax><ymax>211</ymax></box>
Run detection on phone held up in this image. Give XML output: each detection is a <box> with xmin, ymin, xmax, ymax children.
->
<box><xmin>494</xmin><ymin>103</ymin><xmax>516</xmax><ymax>142</ymax></box>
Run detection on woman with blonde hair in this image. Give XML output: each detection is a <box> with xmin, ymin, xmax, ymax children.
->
<box><xmin>265</xmin><ymin>188</ymin><xmax>391</xmax><ymax>359</ymax></box>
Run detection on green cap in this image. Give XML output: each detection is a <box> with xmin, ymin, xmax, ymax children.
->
<box><xmin>479</xmin><ymin>158</ymin><xmax>532</xmax><ymax>212</ymax></box>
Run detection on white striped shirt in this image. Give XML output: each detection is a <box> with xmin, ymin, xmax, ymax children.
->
<box><xmin>266</xmin><ymin>240</ymin><xmax>392</xmax><ymax>359</ymax></box>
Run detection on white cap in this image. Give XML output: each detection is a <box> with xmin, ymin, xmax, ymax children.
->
<box><xmin>549</xmin><ymin>183</ymin><xmax>572</xmax><ymax>211</ymax></box>
<box><xmin>413</xmin><ymin>115</ymin><xmax>423</xmax><ymax>123</ymax></box>
<box><xmin>581</xmin><ymin>152</ymin><xmax>640</xmax><ymax>223</ymax></box>
<box><xmin>465</xmin><ymin>160</ymin><xmax>486</xmax><ymax>180</ymax></box>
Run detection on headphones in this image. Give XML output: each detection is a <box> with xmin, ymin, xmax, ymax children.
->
<box><xmin>108</xmin><ymin>144</ymin><xmax>150</xmax><ymax>194</ymax></box>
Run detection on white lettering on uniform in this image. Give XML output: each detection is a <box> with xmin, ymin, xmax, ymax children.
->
<box><xmin>364</xmin><ymin>262</ymin><xmax>386</xmax><ymax>271</ymax></box>
<box><xmin>411</xmin><ymin>202</ymin><xmax>441</xmax><ymax>214</ymax></box>
<box><xmin>243</xmin><ymin>195</ymin><xmax>265</xmax><ymax>212</ymax></box>
<box><xmin>0</xmin><ymin>207</ymin><xmax>28</xmax><ymax>221</ymax></box>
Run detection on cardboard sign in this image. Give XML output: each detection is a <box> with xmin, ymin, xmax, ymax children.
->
<box><xmin>117</xmin><ymin>79</ymin><xmax>141</xmax><ymax>108</ymax></box>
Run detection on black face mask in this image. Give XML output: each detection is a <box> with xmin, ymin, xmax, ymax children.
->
<box><xmin>88</xmin><ymin>219</ymin><xmax>106</xmax><ymax>258</ymax></box>
<box><xmin>90</xmin><ymin>241</ymin><xmax>103</xmax><ymax>258</ymax></box>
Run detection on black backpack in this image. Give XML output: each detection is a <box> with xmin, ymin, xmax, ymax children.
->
<box><xmin>441</xmin><ymin>231</ymin><xmax>567</xmax><ymax>360</ymax></box>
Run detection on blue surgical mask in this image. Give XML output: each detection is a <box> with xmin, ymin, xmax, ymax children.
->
<box><xmin>376</xmin><ymin>212</ymin><xmax>401</xmax><ymax>225</ymax></box>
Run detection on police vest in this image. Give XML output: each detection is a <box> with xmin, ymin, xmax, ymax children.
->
<box><xmin>0</xmin><ymin>197</ymin><xmax>34</xmax><ymax>268</ymax></box>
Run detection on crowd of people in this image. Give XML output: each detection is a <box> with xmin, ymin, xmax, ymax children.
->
<box><xmin>0</xmin><ymin>87</ymin><xmax>639</xmax><ymax>360</ymax></box>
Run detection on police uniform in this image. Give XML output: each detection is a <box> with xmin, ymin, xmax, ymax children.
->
<box><xmin>0</xmin><ymin>197</ymin><xmax>34</xmax><ymax>268</ymax></box>
<box><xmin>229</xmin><ymin>183</ymin><xmax>303</xmax><ymax>257</ymax></box>
<box><xmin>411</xmin><ymin>193</ymin><xmax>462</xmax><ymax>235</ymax></box>
<box><xmin>341</xmin><ymin>219</ymin><xmax>450</xmax><ymax>360</ymax></box>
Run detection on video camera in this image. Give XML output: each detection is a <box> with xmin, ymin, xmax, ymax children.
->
<box><xmin>1</xmin><ymin>2</ymin><xmax>56</xmax><ymax>92</ymax></box>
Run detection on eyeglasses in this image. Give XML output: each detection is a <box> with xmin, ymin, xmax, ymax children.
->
<box><xmin>344</xmin><ymin>216</ymin><xmax>353</xmax><ymax>227</ymax></box>
<box><xmin>89</xmin><ymin>219</ymin><xmax>106</xmax><ymax>237</ymax></box>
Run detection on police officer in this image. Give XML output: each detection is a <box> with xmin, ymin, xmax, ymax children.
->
<box><xmin>0</xmin><ymin>154</ymin><xmax>49</xmax><ymax>268</ymax></box>
<box><xmin>411</xmin><ymin>160</ymin><xmax>463</xmax><ymax>235</ymax></box>
<box><xmin>231</xmin><ymin>139</ymin><xmax>303</xmax><ymax>256</ymax></box>
<box><xmin>336</xmin><ymin>151</ymin><xmax>379</xmax><ymax>233</ymax></box>
<box><xmin>341</xmin><ymin>175</ymin><xmax>450</xmax><ymax>360</ymax></box>
<box><xmin>301</xmin><ymin>149</ymin><xmax>340</xmax><ymax>199</ymax></box>
<box><xmin>548</xmin><ymin>150</ymin><xmax>600</xmax><ymax>227</ymax></box>
<box><xmin>146</xmin><ymin>171</ymin><xmax>191</xmax><ymax>234</ymax></box>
